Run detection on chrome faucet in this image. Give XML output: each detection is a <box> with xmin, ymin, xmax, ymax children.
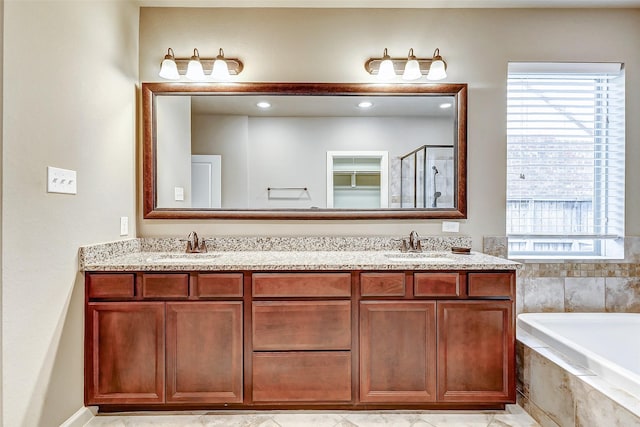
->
<box><xmin>184</xmin><ymin>231</ymin><xmax>208</xmax><ymax>253</ymax></box>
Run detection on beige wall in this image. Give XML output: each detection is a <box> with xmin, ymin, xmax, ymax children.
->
<box><xmin>0</xmin><ymin>0</ymin><xmax>4</xmax><ymax>423</ymax></box>
<box><xmin>157</xmin><ymin>96</ymin><xmax>192</xmax><ymax>208</ymax></box>
<box><xmin>138</xmin><ymin>8</ymin><xmax>640</xmax><ymax>245</ymax></box>
<box><xmin>2</xmin><ymin>1</ymin><xmax>138</xmax><ymax>426</ymax></box>
<box><xmin>192</xmin><ymin>114</ymin><xmax>250</xmax><ymax>208</ymax></box>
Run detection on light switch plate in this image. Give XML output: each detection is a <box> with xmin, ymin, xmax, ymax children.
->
<box><xmin>47</xmin><ymin>166</ymin><xmax>77</xmax><ymax>194</ymax></box>
<box><xmin>442</xmin><ymin>221</ymin><xmax>460</xmax><ymax>233</ymax></box>
<box><xmin>120</xmin><ymin>216</ymin><xmax>129</xmax><ymax>236</ymax></box>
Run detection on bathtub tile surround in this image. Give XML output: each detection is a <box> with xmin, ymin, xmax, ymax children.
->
<box><xmin>488</xmin><ymin>228</ymin><xmax>640</xmax><ymax>426</ymax></box>
<box><xmin>516</xmin><ymin>330</ymin><xmax>640</xmax><ymax>427</ymax></box>
<box><xmin>83</xmin><ymin>406</ymin><xmax>540</xmax><ymax>426</ymax></box>
<box><xmin>605</xmin><ymin>277</ymin><xmax>640</xmax><ymax>312</ymax></box>
<box><xmin>527</xmin><ymin>347</ymin><xmax>575</xmax><ymax>427</ymax></box>
<box><xmin>572</xmin><ymin>376</ymin><xmax>640</xmax><ymax>427</ymax></box>
<box><xmin>520</xmin><ymin>277</ymin><xmax>565</xmax><ymax>313</ymax></box>
<box><xmin>483</xmin><ymin>236</ymin><xmax>640</xmax><ymax>313</ymax></box>
<box><xmin>564</xmin><ymin>278</ymin><xmax>606</xmax><ymax>312</ymax></box>
<box><xmin>573</xmin><ymin>377</ymin><xmax>640</xmax><ymax>427</ymax></box>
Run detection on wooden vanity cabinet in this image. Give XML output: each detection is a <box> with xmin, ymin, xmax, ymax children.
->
<box><xmin>359</xmin><ymin>271</ymin><xmax>516</xmax><ymax>406</ymax></box>
<box><xmin>251</xmin><ymin>273</ymin><xmax>353</xmax><ymax>403</ymax></box>
<box><xmin>85</xmin><ymin>269</ymin><xmax>515</xmax><ymax>410</ymax></box>
<box><xmin>85</xmin><ymin>272</ymin><xmax>244</xmax><ymax>407</ymax></box>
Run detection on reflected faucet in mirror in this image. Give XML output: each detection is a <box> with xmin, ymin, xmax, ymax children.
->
<box><xmin>432</xmin><ymin>166</ymin><xmax>442</xmax><ymax>208</ymax></box>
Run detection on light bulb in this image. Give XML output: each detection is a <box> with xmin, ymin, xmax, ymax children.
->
<box><xmin>377</xmin><ymin>48</ymin><xmax>396</xmax><ymax>80</ymax></box>
<box><xmin>427</xmin><ymin>48</ymin><xmax>447</xmax><ymax>81</ymax></box>
<box><xmin>159</xmin><ymin>48</ymin><xmax>179</xmax><ymax>80</ymax></box>
<box><xmin>402</xmin><ymin>48</ymin><xmax>422</xmax><ymax>81</ymax></box>
<box><xmin>211</xmin><ymin>48</ymin><xmax>230</xmax><ymax>80</ymax></box>
<box><xmin>185</xmin><ymin>48</ymin><xmax>206</xmax><ymax>81</ymax></box>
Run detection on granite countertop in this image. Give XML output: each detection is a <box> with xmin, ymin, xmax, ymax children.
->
<box><xmin>81</xmin><ymin>238</ymin><xmax>520</xmax><ymax>272</ymax></box>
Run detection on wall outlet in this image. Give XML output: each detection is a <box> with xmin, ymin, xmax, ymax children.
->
<box><xmin>47</xmin><ymin>166</ymin><xmax>77</xmax><ymax>194</ymax></box>
<box><xmin>174</xmin><ymin>186</ymin><xmax>184</xmax><ymax>201</ymax></box>
<box><xmin>442</xmin><ymin>221</ymin><xmax>460</xmax><ymax>233</ymax></box>
<box><xmin>120</xmin><ymin>216</ymin><xmax>129</xmax><ymax>236</ymax></box>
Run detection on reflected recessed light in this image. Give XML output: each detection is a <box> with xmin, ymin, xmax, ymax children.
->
<box><xmin>358</xmin><ymin>101</ymin><xmax>373</xmax><ymax>108</ymax></box>
<box><xmin>256</xmin><ymin>101</ymin><xmax>271</xmax><ymax>109</ymax></box>
<box><xmin>440</xmin><ymin>103</ymin><xmax>453</xmax><ymax>109</ymax></box>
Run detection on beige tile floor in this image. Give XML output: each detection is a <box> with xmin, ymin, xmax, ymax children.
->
<box><xmin>85</xmin><ymin>404</ymin><xmax>540</xmax><ymax>426</ymax></box>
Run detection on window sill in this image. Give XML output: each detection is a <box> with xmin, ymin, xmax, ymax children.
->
<box><xmin>509</xmin><ymin>254</ymin><xmax>625</xmax><ymax>263</ymax></box>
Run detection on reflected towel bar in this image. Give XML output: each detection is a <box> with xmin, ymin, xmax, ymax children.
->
<box><xmin>267</xmin><ymin>187</ymin><xmax>310</xmax><ymax>200</ymax></box>
<box><xmin>267</xmin><ymin>187</ymin><xmax>308</xmax><ymax>191</ymax></box>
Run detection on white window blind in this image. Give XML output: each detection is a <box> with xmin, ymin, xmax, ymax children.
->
<box><xmin>506</xmin><ymin>63</ymin><xmax>625</xmax><ymax>258</ymax></box>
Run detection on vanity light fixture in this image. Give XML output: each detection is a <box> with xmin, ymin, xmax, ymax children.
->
<box><xmin>158</xmin><ymin>47</ymin><xmax>244</xmax><ymax>81</ymax></box>
<box><xmin>365</xmin><ymin>47</ymin><xmax>447</xmax><ymax>81</ymax></box>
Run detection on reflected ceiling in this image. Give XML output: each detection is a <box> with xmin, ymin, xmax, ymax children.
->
<box><xmin>190</xmin><ymin>95</ymin><xmax>456</xmax><ymax>117</ymax></box>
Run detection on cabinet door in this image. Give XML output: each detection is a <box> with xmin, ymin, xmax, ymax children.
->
<box><xmin>437</xmin><ymin>301</ymin><xmax>515</xmax><ymax>403</ymax></box>
<box><xmin>360</xmin><ymin>301</ymin><xmax>437</xmax><ymax>402</ymax></box>
<box><xmin>166</xmin><ymin>302</ymin><xmax>243</xmax><ymax>403</ymax></box>
<box><xmin>85</xmin><ymin>302</ymin><xmax>165</xmax><ymax>404</ymax></box>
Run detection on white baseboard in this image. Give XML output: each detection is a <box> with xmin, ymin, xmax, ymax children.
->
<box><xmin>60</xmin><ymin>406</ymin><xmax>97</xmax><ymax>427</ymax></box>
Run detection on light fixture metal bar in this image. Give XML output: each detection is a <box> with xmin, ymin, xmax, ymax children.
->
<box><xmin>173</xmin><ymin>58</ymin><xmax>244</xmax><ymax>75</ymax></box>
<box><xmin>365</xmin><ymin>58</ymin><xmax>435</xmax><ymax>76</ymax></box>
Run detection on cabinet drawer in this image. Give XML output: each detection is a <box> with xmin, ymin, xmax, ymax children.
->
<box><xmin>142</xmin><ymin>274</ymin><xmax>189</xmax><ymax>299</ymax></box>
<box><xmin>87</xmin><ymin>273</ymin><xmax>134</xmax><ymax>299</ymax></box>
<box><xmin>253</xmin><ymin>301</ymin><xmax>351</xmax><ymax>350</ymax></box>
<box><xmin>361</xmin><ymin>272</ymin><xmax>405</xmax><ymax>297</ymax></box>
<box><xmin>414</xmin><ymin>273</ymin><xmax>461</xmax><ymax>297</ymax></box>
<box><xmin>252</xmin><ymin>273</ymin><xmax>351</xmax><ymax>297</ymax></box>
<box><xmin>252</xmin><ymin>351</ymin><xmax>352</xmax><ymax>402</ymax></box>
<box><xmin>195</xmin><ymin>273</ymin><xmax>243</xmax><ymax>298</ymax></box>
<box><xmin>468</xmin><ymin>273</ymin><xmax>514</xmax><ymax>298</ymax></box>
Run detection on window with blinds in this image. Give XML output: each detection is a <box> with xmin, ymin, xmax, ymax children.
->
<box><xmin>506</xmin><ymin>62</ymin><xmax>625</xmax><ymax>258</ymax></box>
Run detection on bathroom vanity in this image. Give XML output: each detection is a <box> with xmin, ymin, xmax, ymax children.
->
<box><xmin>82</xmin><ymin>241</ymin><xmax>518</xmax><ymax>412</ymax></box>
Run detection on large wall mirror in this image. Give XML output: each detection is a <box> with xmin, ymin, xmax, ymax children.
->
<box><xmin>143</xmin><ymin>82</ymin><xmax>467</xmax><ymax>219</ymax></box>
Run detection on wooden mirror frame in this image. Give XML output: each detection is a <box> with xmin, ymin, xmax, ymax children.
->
<box><xmin>142</xmin><ymin>82</ymin><xmax>467</xmax><ymax>220</ymax></box>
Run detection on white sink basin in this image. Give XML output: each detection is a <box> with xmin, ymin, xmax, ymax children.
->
<box><xmin>384</xmin><ymin>252</ymin><xmax>453</xmax><ymax>263</ymax></box>
<box><xmin>147</xmin><ymin>253</ymin><xmax>221</xmax><ymax>263</ymax></box>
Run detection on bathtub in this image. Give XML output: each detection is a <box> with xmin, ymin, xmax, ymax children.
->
<box><xmin>517</xmin><ymin>313</ymin><xmax>640</xmax><ymax>401</ymax></box>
